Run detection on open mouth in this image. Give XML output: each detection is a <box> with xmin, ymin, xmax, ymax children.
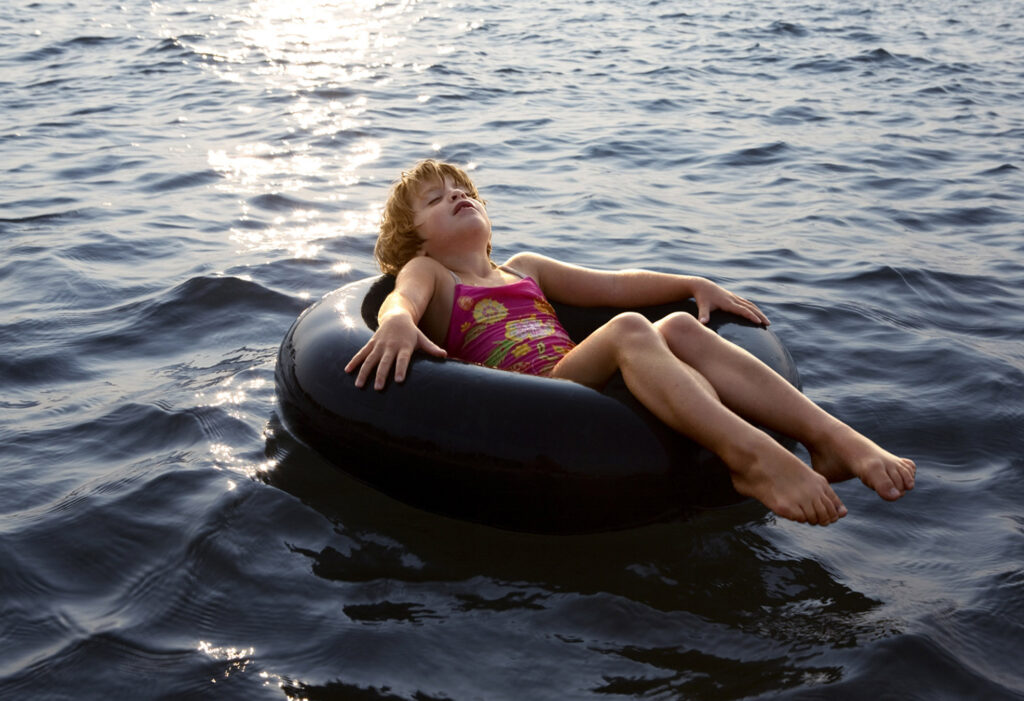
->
<box><xmin>453</xmin><ymin>200</ymin><xmax>474</xmax><ymax>214</ymax></box>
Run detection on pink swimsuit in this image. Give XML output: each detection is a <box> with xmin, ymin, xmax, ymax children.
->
<box><xmin>444</xmin><ymin>270</ymin><xmax>575</xmax><ymax>376</ymax></box>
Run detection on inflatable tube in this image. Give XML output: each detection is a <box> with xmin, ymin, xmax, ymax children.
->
<box><xmin>275</xmin><ymin>275</ymin><xmax>802</xmax><ymax>534</ymax></box>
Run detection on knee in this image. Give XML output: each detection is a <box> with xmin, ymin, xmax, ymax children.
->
<box><xmin>655</xmin><ymin>311</ymin><xmax>705</xmax><ymax>339</ymax></box>
<box><xmin>654</xmin><ymin>312</ymin><xmax>715</xmax><ymax>351</ymax></box>
<box><xmin>607</xmin><ymin>312</ymin><xmax>659</xmax><ymax>343</ymax></box>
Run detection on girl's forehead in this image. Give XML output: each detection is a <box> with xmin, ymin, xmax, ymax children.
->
<box><xmin>413</xmin><ymin>175</ymin><xmax>458</xmax><ymax>200</ymax></box>
<box><xmin>416</xmin><ymin>176</ymin><xmax>446</xmax><ymax>193</ymax></box>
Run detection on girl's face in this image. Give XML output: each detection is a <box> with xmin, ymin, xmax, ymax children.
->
<box><xmin>412</xmin><ymin>176</ymin><xmax>491</xmax><ymax>259</ymax></box>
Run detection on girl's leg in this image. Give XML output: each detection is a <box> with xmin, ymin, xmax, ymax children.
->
<box><xmin>652</xmin><ymin>313</ymin><xmax>916</xmax><ymax>500</ymax></box>
<box><xmin>550</xmin><ymin>313</ymin><xmax>847</xmax><ymax>525</ymax></box>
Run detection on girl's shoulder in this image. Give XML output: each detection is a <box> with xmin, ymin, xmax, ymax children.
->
<box><xmin>502</xmin><ymin>251</ymin><xmax>578</xmax><ymax>291</ymax></box>
<box><xmin>393</xmin><ymin>256</ymin><xmax>458</xmax><ymax>314</ymax></box>
<box><xmin>398</xmin><ymin>255</ymin><xmax>455</xmax><ymax>288</ymax></box>
<box><xmin>502</xmin><ymin>251</ymin><xmax>550</xmax><ymax>279</ymax></box>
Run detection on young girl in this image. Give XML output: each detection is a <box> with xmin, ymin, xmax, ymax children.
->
<box><xmin>346</xmin><ymin>160</ymin><xmax>916</xmax><ymax>526</ymax></box>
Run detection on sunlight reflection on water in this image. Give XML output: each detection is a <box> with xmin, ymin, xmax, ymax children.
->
<box><xmin>180</xmin><ymin>0</ymin><xmax>417</xmax><ymax>255</ymax></box>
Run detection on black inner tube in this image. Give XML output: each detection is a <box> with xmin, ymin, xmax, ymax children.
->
<box><xmin>276</xmin><ymin>275</ymin><xmax>801</xmax><ymax>533</ymax></box>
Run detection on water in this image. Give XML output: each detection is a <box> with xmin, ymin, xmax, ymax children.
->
<box><xmin>2</xmin><ymin>0</ymin><xmax>1022</xmax><ymax>698</ymax></box>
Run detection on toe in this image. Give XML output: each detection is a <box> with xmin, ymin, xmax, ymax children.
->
<box><xmin>813</xmin><ymin>494</ymin><xmax>837</xmax><ymax>525</ymax></box>
<box><xmin>865</xmin><ymin>459</ymin><xmax>902</xmax><ymax>500</ymax></box>
<box><xmin>884</xmin><ymin>463</ymin><xmax>909</xmax><ymax>500</ymax></box>
<box><xmin>901</xmin><ymin>458</ymin><xmax>917</xmax><ymax>490</ymax></box>
<box><xmin>833</xmin><ymin>494</ymin><xmax>848</xmax><ymax>519</ymax></box>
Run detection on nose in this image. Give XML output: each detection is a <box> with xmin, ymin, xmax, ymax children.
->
<box><xmin>449</xmin><ymin>187</ymin><xmax>466</xmax><ymax>200</ymax></box>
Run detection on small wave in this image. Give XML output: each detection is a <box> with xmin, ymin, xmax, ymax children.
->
<box><xmin>56</xmin><ymin>156</ymin><xmax>147</xmax><ymax>182</ymax></box>
<box><xmin>144</xmin><ymin>35</ymin><xmax>206</xmax><ymax>55</ymax></box>
<box><xmin>82</xmin><ymin>275</ymin><xmax>305</xmax><ymax>357</ymax></box>
<box><xmin>12</xmin><ymin>403</ymin><xmax>213</xmax><ymax>464</ymax></box>
<box><xmin>425</xmin><ymin>64</ymin><xmax>465</xmax><ymax>77</ymax></box>
<box><xmin>636</xmin><ymin>97</ymin><xmax>688</xmax><ymax>113</ymax></box>
<box><xmin>768</xmin><ymin>105</ymin><xmax>829</xmax><ymax>125</ymax></box>
<box><xmin>63</xmin><ymin>35</ymin><xmax>122</xmax><ymax>48</ymax></box>
<box><xmin>873</xmin><ymin>204</ymin><xmax>1015</xmax><ymax>232</ymax></box>
<box><xmin>20</xmin><ymin>76</ymin><xmax>71</xmax><ymax>91</ymax></box>
<box><xmin>0</xmin><ymin>466</ymin><xmax>274</xmax><ymax>696</ymax></box>
<box><xmin>482</xmin><ymin>117</ymin><xmax>553</xmax><ymax>130</ymax></box>
<box><xmin>0</xmin><ymin>206</ymin><xmax>83</xmax><ymax>224</ymax></box>
<box><xmin>0</xmin><ymin>350</ymin><xmax>93</xmax><ymax>387</ymax></box>
<box><xmin>308</xmin><ymin>86</ymin><xmax>360</xmax><ymax>100</ymax></box>
<box><xmin>790</xmin><ymin>47</ymin><xmax>926</xmax><ymax>75</ymax></box>
<box><xmin>137</xmin><ymin>170</ymin><xmax>222</xmax><ymax>194</ymax></box>
<box><xmin>67</xmin><ymin>104</ymin><xmax>118</xmax><ymax>117</ymax></box>
<box><xmin>768</xmin><ymin>20</ymin><xmax>809</xmax><ymax>37</ymax></box>
<box><xmin>855</xmin><ymin>175</ymin><xmax>937</xmax><ymax>199</ymax></box>
<box><xmin>852</xmin><ymin>47</ymin><xmax>900</xmax><ymax>64</ymax></box>
<box><xmin>579</xmin><ymin>136</ymin><xmax>703</xmax><ymax>169</ymax></box>
<box><xmin>15</xmin><ymin>35</ymin><xmax>126</xmax><ymax>63</ymax></box>
<box><xmin>15</xmin><ymin>44</ymin><xmax>66</xmax><ymax>62</ymax></box>
<box><xmin>823</xmin><ymin>633</ymin><xmax>1023</xmax><ymax>700</ymax></box>
<box><xmin>789</xmin><ymin>56</ymin><xmax>856</xmax><ymax>74</ymax></box>
<box><xmin>978</xmin><ymin>163</ymin><xmax>1019</xmax><ymax>176</ymax></box>
<box><xmin>657</xmin><ymin>12</ymin><xmax>693</xmax><ymax>21</ymax></box>
<box><xmin>247</xmin><ymin>192</ymin><xmax>331</xmax><ymax>213</ymax></box>
<box><xmin>844</xmin><ymin>30</ymin><xmax>882</xmax><ymax>43</ymax></box>
<box><xmin>716</xmin><ymin>141</ymin><xmax>793</xmax><ymax>167</ymax></box>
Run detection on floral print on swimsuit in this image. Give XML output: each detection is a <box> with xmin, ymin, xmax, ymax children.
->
<box><xmin>444</xmin><ymin>276</ymin><xmax>575</xmax><ymax>376</ymax></box>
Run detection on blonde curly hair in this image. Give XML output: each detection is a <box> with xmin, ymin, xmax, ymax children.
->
<box><xmin>374</xmin><ymin>159</ymin><xmax>489</xmax><ymax>276</ymax></box>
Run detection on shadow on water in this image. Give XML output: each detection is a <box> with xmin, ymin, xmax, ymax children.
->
<box><xmin>261</xmin><ymin>417</ymin><xmax>901</xmax><ymax>700</ymax></box>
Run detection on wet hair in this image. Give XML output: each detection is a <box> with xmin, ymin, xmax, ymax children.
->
<box><xmin>374</xmin><ymin>159</ymin><xmax>489</xmax><ymax>276</ymax></box>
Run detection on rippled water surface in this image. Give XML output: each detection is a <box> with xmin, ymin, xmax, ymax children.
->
<box><xmin>2</xmin><ymin>0</ymin><xmax>1023</xmax><ymax>698</ymax></box>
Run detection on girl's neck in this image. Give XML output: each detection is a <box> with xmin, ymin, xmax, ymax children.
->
<box><xmin>433</xmin><ymin>251</ymin><xmax>498</xmax><ymax>284</ymax></box>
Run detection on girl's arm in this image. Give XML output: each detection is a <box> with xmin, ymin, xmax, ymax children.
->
<box><xmin>506</xmin><ymin>251</ymin><xmax>769</xmax><ymax>326</ymax></box>
<box><xmin>345</xmin><ymin>257</ymin><xmax>447</xmax><ymax>390</ymax></box>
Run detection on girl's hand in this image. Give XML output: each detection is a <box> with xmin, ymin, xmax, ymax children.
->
<box><xmin>345</xmin><ymin>313</ymin><xmax>447</xmax><ymax>390</ymax></box>
<box><xmin>691</xmin><ymin>277</ymin><xmax>770</xmax><ymax>326</ymax></box>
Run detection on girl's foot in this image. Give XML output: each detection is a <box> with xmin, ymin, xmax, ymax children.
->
<box><xmin>726</xmin><ymin>438</ymin><xmax>848</xmax><ymax>525</ymax></box>
<box><xmin>810</xmin><ymin>423</ymin><xmax>916</xmax><ymax>500</ymax></box>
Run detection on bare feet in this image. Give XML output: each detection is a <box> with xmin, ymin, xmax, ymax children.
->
<box><xmin>809</xmin><ymin>421</ymin><xmax>916</xmax><ymax>501</ymax></box>
<box><xmin>725</xmin><ymin>437</ymin><xmax>848</xmax><ymax>525</ymax></box>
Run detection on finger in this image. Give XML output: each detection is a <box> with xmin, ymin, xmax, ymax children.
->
<box><xmin>354</xmin><ymin>351</ymin><xmax>378</xmax><ymax>388</ymax></box>
<box><xmin>374</xmin><ymin>352</ymin><xmax>395</xmax><ymax>391</ymax></box>
<box><xmin>738</xmin><ymin>298</ymin><xmax>769</xmax><ymax>326</ymax></box>
<box><xmin>345</xmin><ymin>342</ymin><xmax>372</xmax><ymax>373</ymax></box>
<box><xmin>393</xmin><ymin>350</ymin><xmax>411</xmax><ymax>383</ymax></box>
<box><xmin>418</xmin><ymin>333</ymin><xmax>448</xmax><ymax>358</ymax></box>
<box><xmin>750</xmin><ymin>306</ymin><xmax>770</xmax><ymax>326</ymax></box>
<box><xmin>697</xmin><ymin>300</ymin><xmax>711</xmax><ymax>324</ymax></box>
<box><xmin>354</xmin><ymin>362</ymin><xmax>372</xmax><ymax>388</ymax></box>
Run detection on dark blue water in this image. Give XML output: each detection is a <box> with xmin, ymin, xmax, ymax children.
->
<box><xmin>2</xmin><ymin>0</ymin><xmax>1022</xmax><ymax>698</ymax></box>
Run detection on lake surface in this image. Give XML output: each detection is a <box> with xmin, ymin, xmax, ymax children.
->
<box><xmin>2</xmin><ymin>0</ymin><xmax>1022</xmax><ymax>698</ymax></box>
